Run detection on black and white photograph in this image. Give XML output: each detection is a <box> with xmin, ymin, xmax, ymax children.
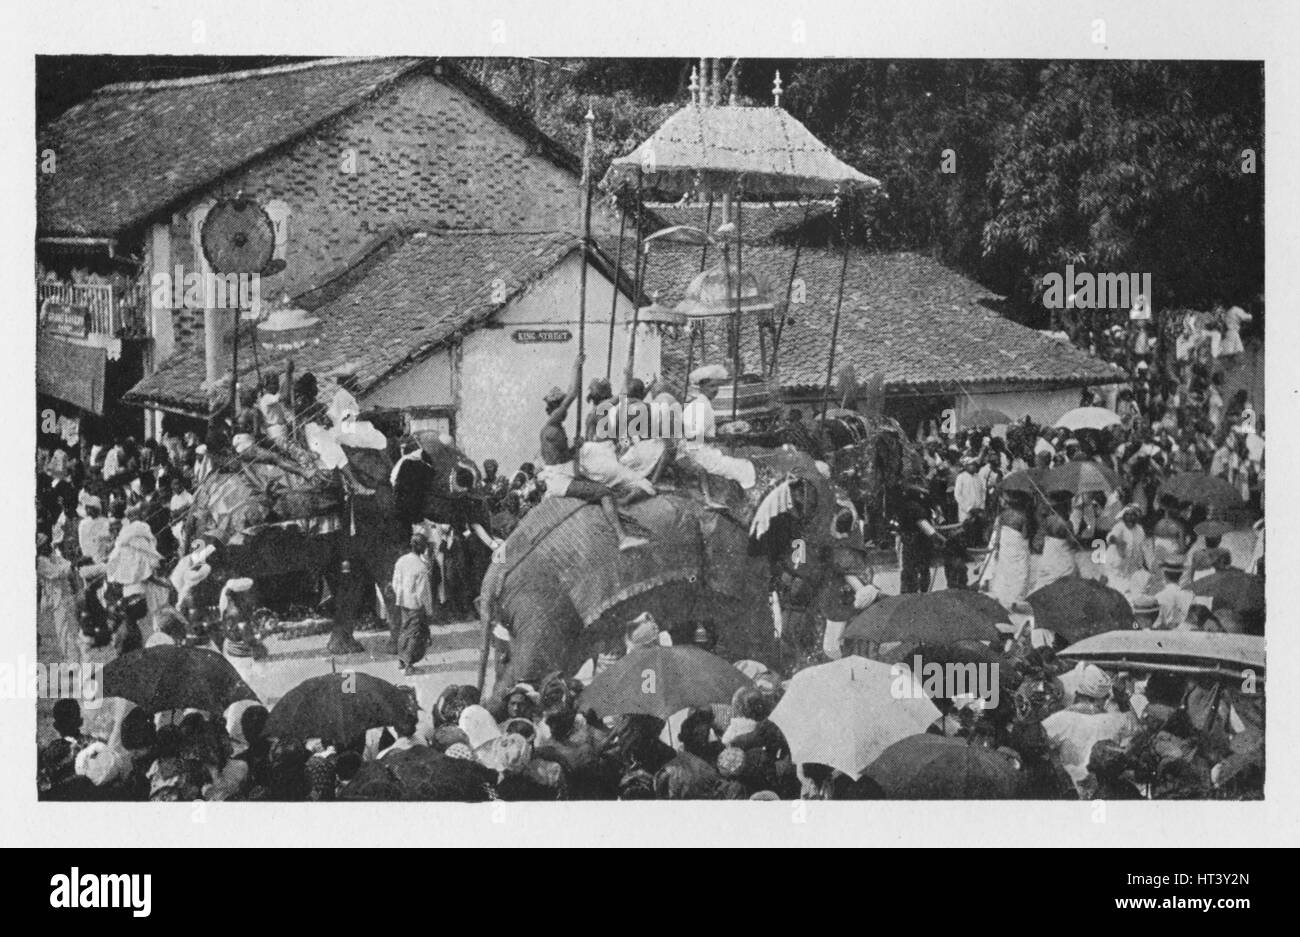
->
<box><xmin>5</xmin><ymin>1</ymin><xmax>1296</xmax><ymax>864</ymax></box>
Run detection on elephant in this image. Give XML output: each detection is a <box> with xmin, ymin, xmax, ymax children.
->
<box><xmin>187</xmin><ymin>433</ymin><xmax>485</xmax><ymax>631</ymax></box>
<box><xmin>479</xmin><ymin>444</ymin><xmax>843</xmax><ymax>693</ymax></box>
<box><xmin>819</xmin><ymin>411</ymin><xmax>927</xmax><ymax>543</ymax></box>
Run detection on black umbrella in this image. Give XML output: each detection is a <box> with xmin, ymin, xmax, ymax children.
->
<box><xmin>843</xmin><ymin>590</ymin><xmax>1005</xmax><ymax>645</ymax></box>
<box><xmin>998</xmin><ymin>469</ymin><xmax>1048</xmax><ymax>498</ymax></box>
<box><xmin>866</xmin><ymin>733</ymin><xmax>1020</xmax><ymax>799</ymax></box>
<box><xmin>1041</xmin><ymin>460</ymin><xmax>1121</xmax><ymax>496</ymax></box>
<box><xmin>1191</xmin><ymin>569</ymin><xmax>1265</xmax><ymax>615</ymax></box>
<box><xmin>103</xmin><ymin>645</ymin><xmax>258</xmax><ymax>714</ymax></box>
<box><xmin>265</xmin><ymin>671</ymin><xmax>411</xmax><ymax>744</ymax></box>
<box><xmin>388</xmin><ymin>746</ymin><xmax>496</xmax><ymax>800</ymax></box>
<box><xmin>1026</xmin><ymin>578</ymin><xmax>1133</xmax><ymax>643</ymax></box>
<box><xmin>1158</xmin><ymin>473</ymin><xmax>1247</xmax><ymax>517</ymax></box>
<box><xmin>578</xmin><ymin>645</ymin><xmax>752</xmax><ymax>721</ymax></box>
<box><xmin>876</xmin><ymin>639</ymin><xmax>1018</xmax><ymax>700</ymax></box>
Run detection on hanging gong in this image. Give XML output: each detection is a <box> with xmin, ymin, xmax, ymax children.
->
<box><xmin>200</xmin><ymin>197</ymin><xmax>277</xmax><ymax>275</ymax></box>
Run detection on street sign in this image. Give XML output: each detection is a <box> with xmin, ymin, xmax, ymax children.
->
<box><xmin>512</xmin><ymin>328</ymin><xmax>573</xmax><ymax>343</ymax></box>
<box><xmin>39</xmin><ymin>300</ymin><xmax>90</xmax><ymax>339</ymax></box>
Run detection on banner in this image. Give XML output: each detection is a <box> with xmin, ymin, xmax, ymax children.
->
<box><xmin>36</xmin><ymin>337</ymin><xmax>107</xmax><ymax>415</ymax></box>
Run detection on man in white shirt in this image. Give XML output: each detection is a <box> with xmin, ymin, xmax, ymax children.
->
<box><xmin>1153</xmin><ymin>560</ymin><xmax>1194</xmax><ymax>629</ymax></box>
<box><xmin>1041</xmin><ymin>664</ymin><xmax>1140</xmax><ymax>796</ymax></box>
<box><xmin>953</xmin><ymin>458</ymin><xmax>985</xmax><ymax>522</ymax></box>
<box><xmin>391</xmin><ymin>534</ymin><xmax>435</xmax><ymax>675</ymax></box>
<box><xmin>678</xmin><ymin>364</ymin><xmax>757</xmax><ymax>498</ymax></box>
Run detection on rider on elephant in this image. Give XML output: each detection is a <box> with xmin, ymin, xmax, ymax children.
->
<box><xmin>580</xmin><ymin>377</ymin><xmax>656</xmax><ymax>500</ymax></box>
<box><xmin>678</xmin><ymin>364</ymin><xmax>758</xmax><ymax>509</ymax></box>
<box><xmin>536</xmin><ymin>354</ymin><xmax>647</xmax><ymax>552</ymax></box>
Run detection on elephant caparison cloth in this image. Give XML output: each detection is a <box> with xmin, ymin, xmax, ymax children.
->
<box><xmin>481</xmin><ymin>447</ymin><xmax>839</xmax><ymax>687</ymax></box>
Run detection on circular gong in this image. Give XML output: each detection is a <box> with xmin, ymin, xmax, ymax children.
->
<box><xmin>200</xmin><ymin>197</ymin><xmax>276</xmax><ymax>274</ymax></box>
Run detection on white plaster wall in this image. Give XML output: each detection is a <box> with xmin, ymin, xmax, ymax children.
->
<box><xmin>956</xmin><ymin>386</ymin><xmax>1085</xmax><ymax>429</ymax></box>
<box><xmin>361</xmin><ymin>253</ymin><xmax>660</xmax><ymax>472</ymax></box>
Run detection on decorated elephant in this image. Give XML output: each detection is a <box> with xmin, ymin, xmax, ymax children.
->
<box><xmin>187</xmin><ymin>434</ymin><xmax>484</xmax><ymax>623</ymax></box>
<box><xmin>819</xmin><ymin>410</ymin><xmax>926</xmax><ymax>543</ymax></box>
<box><xmin>480</xmin><ymin>444</ymin><xmax>847</xmax><ymax>692</ymax></box>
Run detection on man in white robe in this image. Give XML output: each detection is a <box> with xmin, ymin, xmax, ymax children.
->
<box><xmin>678</xmin><ymin>364</ymin><xmax>756</xmax><ymax>494</ymax></box>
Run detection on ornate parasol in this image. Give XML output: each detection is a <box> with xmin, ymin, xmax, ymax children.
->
<box><xmin>600</xmin><ymin>63</ymin><xmax>880</xmax><ymax>422</ymax></box>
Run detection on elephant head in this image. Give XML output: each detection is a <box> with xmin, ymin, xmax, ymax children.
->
<box><xmin>412</xmin><ymin>430</ymin><xmax>483</xmax><ymax>525</ymax></box>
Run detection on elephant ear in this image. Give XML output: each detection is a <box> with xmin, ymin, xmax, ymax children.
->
<box><xmin>414</xmin><ymin>431</ymin><xmax>481</xmax><ymax>496</ymax></box>
<box><xmin>340</xmin><ymin>444</ymin><xmax>393</xmax><ymax>491</ymax></box>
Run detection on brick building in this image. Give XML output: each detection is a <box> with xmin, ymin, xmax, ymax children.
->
<box><xmin>38</xmin><ymin>57</ymin><xmax>636</xmax><ymax>449</ymax></box>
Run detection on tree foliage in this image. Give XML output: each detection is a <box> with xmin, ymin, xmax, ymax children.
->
<box><xmin>458</xmin><ymin>58</ymin><xmax>1263</xmax><ymax>314</ymax></box>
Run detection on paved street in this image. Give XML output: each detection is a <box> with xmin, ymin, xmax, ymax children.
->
<box><xmin>234</xmin><ymin>524</ymin><xmax>1258</xmax><ymax>715</ymax></box>
<box><xmin>248</xmin><ymin>620</ymin><xmax>492</xmax><ymax>711</ymax></box>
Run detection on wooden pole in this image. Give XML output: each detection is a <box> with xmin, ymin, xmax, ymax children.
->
<box><xmin>625</xmin><ymin>236</ymin><xmax>649</xmax><ymax>388</ymax></box>
<box><xmin>229</xmin><ymin>308</ymin><xmax>239</xmax><ymax>417</ymax></box>
<box><xmin>731</xmin><ymin>193</ymin><xmax>744</xmax><ymax>423</ymax></box>
<box><xmin>476</xmin><ymin>611</ymin><xmax>493</xmax><ymax>695</ymax></box>
<box><xmin>575</xmin><ymin>106</ymin><xmax>595</xmax><ymax>438</ymax></box>
<box><xmin>681</xmin><ymin>192</ymin><xmax>715</xmax><ymax>400</ymax></box>
<box><xmin>624</xmin><ymin>170</ymin><xmax>645</xmax><ymax>387</ymax></box>
<box><xmin>700</xmin><ymin>193</ymin><xmax>715</xmax><ymax>271</ymax></box>
<box><xmin>822</xmin><ymin>198</ymin><xmax>852</xmax><ymax>420</ymax></box>
<box><xmin>605</xmin><ymin>186</ymin><xmax>628</xmax><ymax>380</ymax></box>
<box><xmin>771</xmin><ymin>200</ymin><xmax>812</xmax><ymax>378</ymax></box>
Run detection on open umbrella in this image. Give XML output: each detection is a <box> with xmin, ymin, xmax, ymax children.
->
<box><xmin>843</xmin><ymin>590</ymin><xmax>1006</xmax><ymax>645</ymax></box>
<box><xmin>1191</xmin><ymin>568</ymin><xmax>1265</xmax><ymax>616</ymax></box>
<box><xmin>1054</xmin><ymin>406</ymin><xmax>1121</xmax><ymax>431</ymax></box>
<box><xmin>1158</xmin><ymin>474</ymin><xmax>1247</xmax><ymax>517</ymax></box>
<box><xmin>963</xmin><ymin>408</ymin><xmax>1012</xmax><ymax>428</ymax></box>
<box><xmin>1059</xmin><ymin>630</ymin><xmax>1265</xmax><ymax>682</ymax></box>
<box><xmin>998</xmin><ymin>469</ymin><xmax>1047</xmax><ymax>497</ymax></box>
<box><xmin>1193</xmin><ymin>519</ymin><xmax>1235</xmax><ymax>540</ymax></box>
<box><xmin>770</xmin><ymin>657</ymin><xmax>939</xmax><ymax>779</ymax></box>
<box><xmin>265</xmin><ymin>671</ymin><xmax>411</xmax><ymax>743</ymax></box>
<box><xmin>1041</xmin><ymin>460</ymin><xmax>1121</xmax><ymax>496</ymax></box>
<box><xmin>578</xmin><ymin>645</ymin><xmax>752</xmax><ymax>721</ymax></box>
<box><xmin>380</xmin><ymin>746</ymin><xmax>496</xmax><ymax>801</ymax></box>
<box><xmin>102</xmin><ymin>645</ymin><xmax>258</xmax><ymax>715</ymax></box>
<box><xmin>865</xmin><ymin>733</ymin><xmax>1020</xmax><ymax>799</ymax></box>
<box><xmin>1025</xmin><ymin>578</ymin><xmax>1133</xmax><ymax>643</ymax></box>
<box><xmin>876</xmin><ymin>640</ymin><xmax>1017</xmax><ymax>702</ymax></box>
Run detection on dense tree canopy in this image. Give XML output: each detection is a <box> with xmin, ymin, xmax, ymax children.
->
<box><xmin>42</xmin><ymin>56</ymin><xmax>1259</xmax><ymax>317</ymax></box>
<box><xmin>466</xmin><ymin>57</ymin><xmax>1263</xmax><ymax>318</ymax></box>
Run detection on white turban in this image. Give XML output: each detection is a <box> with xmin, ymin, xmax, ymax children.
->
<box><xmin>1077</xmin><ymin>664</ymin><xmax>1113</xmax><ymax>700</ymax></box>
<box><xmin>689</xmin><ymin>364</ymin><xmax>729</xmax><ymax>384</ymax></box>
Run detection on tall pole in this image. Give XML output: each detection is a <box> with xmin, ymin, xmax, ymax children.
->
<box><xmin>731</xmin><ymin>190</ymin><xmax>744</xmax><ymax>424</ymax></box>
<box><xmin>822</xmin><ymin>190</ymin><xmax>852</xmax><ymax>420</ymax></box>
<box><xmin>229</xmin><ymin>308</ymin><xmax>239</xmax><ymax>417</ymax></box>
<box><xmin>624</xmin><ymin>169</ymin><xmax>645</xmax><ymax>387</ymax></box>
<box><xmin>575</xmin><ymin>105</ymin><xmax>595</xmax><ymax>438</ymax></box>
<box><xmin>605</xmin><ymin>185</ymin><xmax>628</xmax><ymax>380</ymax></box>
<box><xmin>681</xmin><ymin>191</ymin><xmax>715</xmax><ymax>399</ymax></box>
<box><xmin>771</xmin><ymin>200</ymin><xmax>812</xmax><ymax>379</ymax></box>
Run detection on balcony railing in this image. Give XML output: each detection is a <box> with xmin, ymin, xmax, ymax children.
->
<box><xmin>37</xmin><ymin>280</ymin><xmax>148</xmax><ymax>339</ymax></box>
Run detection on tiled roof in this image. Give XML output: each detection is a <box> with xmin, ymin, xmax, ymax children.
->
<box><xmin>37</xmin><ymin>58</ymin><xmax>581</xmax><ymax>238</ymax></box>
<box><xmin>643</xmin><ymin>245</ymin><xmax>1127</xmax><ymax>395</ymax></box>
<box><xmin>125</xmin><ymin>230</ymin><xmax>622</xmax><ymax>414</ymax></box>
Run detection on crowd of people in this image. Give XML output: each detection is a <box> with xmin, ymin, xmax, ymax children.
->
<box><xmin>887</xmin><ymin>306</ymin><xmax>1264</xmax><ymax>616</ymax></box>
<box><xmin>35</xmin><ymin>301</ymin><xmax>1264</xmax><ymax>801</ymax></box>
<box><xmin>36</xmin><ymin>598</ymin><xmax>1263</xmax><ymax>801</ymax></box>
